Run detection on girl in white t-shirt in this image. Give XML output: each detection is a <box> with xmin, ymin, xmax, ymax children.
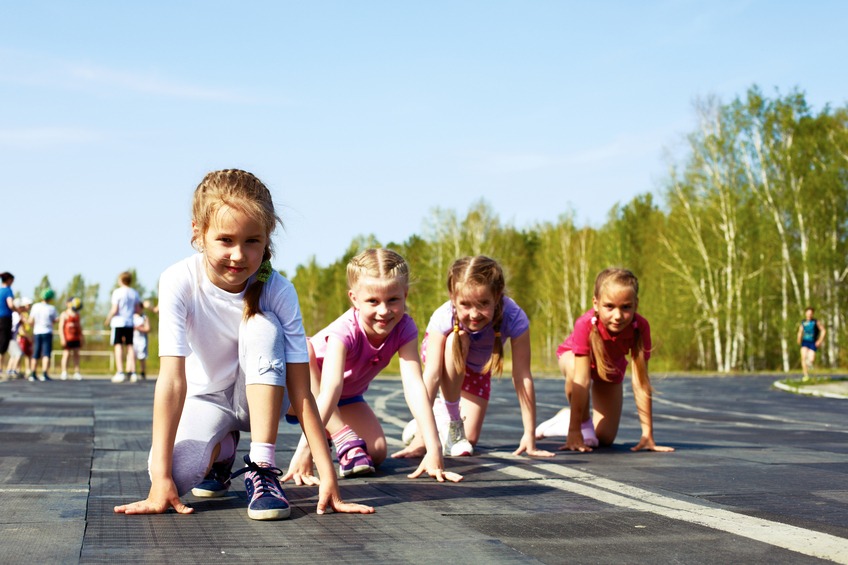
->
<box><xmin>114</xmin><ymin>169</ymin><xmax>373</xmax><ymax>521</ymax></box>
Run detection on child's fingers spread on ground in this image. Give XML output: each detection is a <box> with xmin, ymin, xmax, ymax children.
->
<box><xmin>406</xmin><ymin>465</ymin><xmax>425</xmax><ymax>479</ymax></box>
<box><xmin>444</xmin><ymin>471</ymin><xmax>463</xmax><ymax>483</ymax></box>
<box><xmin>331</xmin><ymin>499</ymin><xmax>375</xmax><ymax>514</ymax></box>
<box><xmin>173</xmin><ymin>502</ymin><xmax>195</xmax><ymax>514</ymax></box>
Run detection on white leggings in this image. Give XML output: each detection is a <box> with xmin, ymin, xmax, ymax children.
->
<box><xmin>154</xmin><ymin>313</ymin><xmax>291</xmax><ymax>496</ymax></box>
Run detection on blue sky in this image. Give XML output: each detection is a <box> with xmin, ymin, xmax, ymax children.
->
<box><xmin>3</xmin><ymin>1</ymin><xmax>847</xmax><ymax>300</ymax></box>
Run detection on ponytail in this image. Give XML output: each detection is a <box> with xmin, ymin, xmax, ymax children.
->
<box><xmin>243</xmin><ymin>249</ymin><xmax>273</xmax><ymax>320</ymax></box>
<box><xmin>588</xmin><ymin>314</ymin><xmax>616</xmax><ymax>382</ymax></box>
<box><xmin>450</xmin><ymin>309</ymin><xmax>465</xmax><ymax>377</ymax></box>
<box><xmin>482</xmin><ymin>298</ymin><xmax>505</xmax><ymax>376</ymax></box>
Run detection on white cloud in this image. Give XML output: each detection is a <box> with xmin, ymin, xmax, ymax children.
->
<box><xmin>0</xmin><ymin>126</ymin><xmax>102</xmax><ymax>148</ymax></box>
<box><xmin>466</xmin><ymin>125</ymin><xmax>685</xmax><ymax>176</ymax></box>
<box><xmin>64</xmin><ymin>63</ymin><xmax>248</xmax><ymax>102</ymax></box>
<box><xmin>0</xmin><ymin>49</ymin><xmax>256</xmax><ymax>103</ymax></box>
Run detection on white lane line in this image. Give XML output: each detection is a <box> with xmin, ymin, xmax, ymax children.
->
<box><xmin>373</xmin><ymin>388</ymin><xmax>407</xmax><ymax>428</ymax></box>
<box><xmin>497</xmin><ymin>461</ymin><xmax>848</xmax><ymax>564</ymax></box>
<box><xmin>373</xmin><ymin>388</ymin><xmax>409</xmax><ymax>448</ymax></box>
<box><xmin>372</xmin><ymin>390</ymin><xmax>848</xmax><ymax>563</ymax></box>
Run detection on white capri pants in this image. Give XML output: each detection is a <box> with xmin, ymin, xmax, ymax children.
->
<box><xmin>155</xmin><ymin>313</ymin><xmax>291</xmax><ymax>496</ymax></box>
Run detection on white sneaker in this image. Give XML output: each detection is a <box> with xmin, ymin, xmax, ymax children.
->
<box><xmin>60</xmin><ymin>372</ymin><xmax>68</xmax><ymax>381</ymax></box>
<box><xmin>111</xmin><ymin>372</ymin><xmax>127</xmax><ymax>383</ymax></box>
<box><xmin>535</xmin><ymin>408</ymin><xmax>571</xmax><ymax>439</ymax></box>
<box><xmin>130</xmin><ymin>373</ymin><xmax>139</xmax><ymax>383</ymax></box>
<box><xmin>72</xmin><ymin>372</ymin><xmax>82</xmax><ymax>381</ymax></box>
<box><xmin>402</xmin><ymin>419</ymin><xmax>418</xmax><ymax>446</ymax></box>
<box><xmin>442</xmin><ymin>419</ymin><xmax>473</xmax><ymax>457</ymax></box>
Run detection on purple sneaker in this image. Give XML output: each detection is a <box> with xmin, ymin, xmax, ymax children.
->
<box><xmin>337</xmin><ymin>437</ymin><xmax>375</xmax><ymax>478</ymax></box>
<box><xmin>231</xmin><ymin>455</ymin><xmax>290</xmax><ymax>520</ymax></box>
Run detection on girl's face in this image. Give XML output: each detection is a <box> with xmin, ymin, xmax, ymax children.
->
<box><xmin>593</xmin><ymin>283</ymin><xmax>638</xmax><ymax>335</ymax></box>
<box><xmin>453</xmin><ymin>283</ymin><xmax>498</xmax><ymax>333</ymax></box>
<box><xmin>349</xmin><ymin>276</ymin><xmax>408</xmax><ymax>346</ymax></box>
<box><xmin>195</xmin><ymin>204</ymin><xmax>268</xmax><ymax>293</ymax></box>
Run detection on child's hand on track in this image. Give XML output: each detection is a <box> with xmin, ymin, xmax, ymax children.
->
<box><xmin>406</xmin><ymin>450</ymin><xmax>463</xmax><ymax>483</ymax></box>
<box><xmin>631</xmin><ymin>436</ymin><xmax>675</xmax><ymax>452</ymax></box>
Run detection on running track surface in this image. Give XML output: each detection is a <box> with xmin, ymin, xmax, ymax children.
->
<box><xmin>1</xmin><ymin>374</ymin><xmax>846</xmax><ymax>564</ymax></box>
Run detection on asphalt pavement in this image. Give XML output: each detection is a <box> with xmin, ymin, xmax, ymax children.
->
<box><xmin>0</xmin><ymin>373</ymin><xmax>846</xmax><ymax>564</ymax></box>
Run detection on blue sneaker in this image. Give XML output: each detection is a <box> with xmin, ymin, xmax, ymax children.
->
<box><xmin>191</xmin><ymin>431</ymin><xmax>239</xmax><ymax>498</ymax></box>
<box><xmin>231</xmin><ymin>455</ymin><xmax>290</xmax><ymax>520</ymax></box>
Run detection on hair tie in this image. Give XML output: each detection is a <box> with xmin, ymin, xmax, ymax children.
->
<box><xmin>453</xmin><ymin>324</ymin><xmax>460</xmax><ymax>333</ymax></box>
<box><xmin>590</xmin><ymin>316</ymin><xmax>598</xmax><ymax>326</ymax></box>
<box><xmin>256</xmin><ymin>260</ymin><xmax>274</xmax><ymax>283</ymax></box>
<box><xmin>494</xmin><ymin>332</ymin><xmax>501</xmax><ymax>338</ymax></box>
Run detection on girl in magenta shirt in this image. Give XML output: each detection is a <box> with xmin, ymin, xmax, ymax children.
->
<box><xmin>540</xmin><ymin>267</ymin><xmax>674</xmax><ymax>453</ymax></box>
<box><xmin>284</xmin><ymin>249</ymin><xmax>461</xmax><ymax>484</ymax></box>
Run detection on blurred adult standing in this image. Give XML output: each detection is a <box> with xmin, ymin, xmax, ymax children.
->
<box><xmin>0</xmin><ymin>272</ymin><xmax>17</xmax><ymax>371</ymax></box>
<box><xmin>104</xmin><ymin>271</ymin><xmax>142</xmax><ymax>383</ymax></box>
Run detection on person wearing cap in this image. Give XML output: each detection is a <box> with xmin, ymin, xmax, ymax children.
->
<box><xmin>28</xmin><ymin>288</ymin><xmax>58</xmax><ymax>381</ymax></box>
<box><xmin>0</xmin><ymin>272</ymin><xmax>17</xmax><ymax>372</ymax></box>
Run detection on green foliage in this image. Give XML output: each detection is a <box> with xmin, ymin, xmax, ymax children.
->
<box><xmin>289</xmin><ymin>86</ymin><xmax>848</xmax><ymax>374</ymax></box>
<box><xmin>43</xmin><ymin>86</ymin><xmax>847</xmax><ymax>376</ymax></box>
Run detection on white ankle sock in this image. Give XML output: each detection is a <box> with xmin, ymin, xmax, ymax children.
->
<box><xmin>581</xmin><ymin>418</ymin><xmax>599</xmax><ymax>447</ymax></box>
<box><xmin>445</xmin><ymin>399</ymin><xmax>462</xmax><ymax>421</ymax></box>
<box><xmin>249</xmin><ymin>442</ymin><xmax>276</xmax><ymax>466</ymax></box>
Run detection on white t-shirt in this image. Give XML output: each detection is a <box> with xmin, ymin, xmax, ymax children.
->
<box><xmin>133</xmin><ymin>313</ymin><xmax>148</xmax><ymax>345</ymax></box>
<box><xmin>110</xmin><ymin>285</ymin><xmax>141</xmax><ymax>328</ymax></box>
<box><xmin>158</xmin><ymin>253</ymin><xmax>308</xmax><ymax>397</ymax></box>
<box><xmin>30</xmin><ymin>302</ymin><xmax>57</xmax><ymax>335</ymax></box>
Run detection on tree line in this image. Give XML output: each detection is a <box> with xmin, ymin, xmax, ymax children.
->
<box><xmin>292</xmin><ymin>87</ymin><xmax>847</xmax><ymax>374</ymax></box>
<box><xmin>23</xmin><ymin>87</ymin><xmax>848</xmax><ymax>374</ymax></box>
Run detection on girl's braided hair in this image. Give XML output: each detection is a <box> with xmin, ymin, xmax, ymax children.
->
<box><xmin>192</xmin><ymin>169</ymin><xmax>281</xmax><ymax>320</ymax></box>
<box><xmin>447</xmin><ymin>256</ymin><xmax>506</xmax><ymax>377</ymax></box>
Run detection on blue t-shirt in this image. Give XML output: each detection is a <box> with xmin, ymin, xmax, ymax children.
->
<box><xmin>0</xmin><ymin>287</ymin><xmax>13</xmax><ymax>318</ymax></box>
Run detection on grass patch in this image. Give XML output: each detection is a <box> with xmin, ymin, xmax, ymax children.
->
<box><xmin>777</xmin><ymin>375</ymin><xmax>848</xmax><ymax>389</ymax></box>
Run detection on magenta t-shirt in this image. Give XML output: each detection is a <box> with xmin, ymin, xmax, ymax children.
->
<box><xmin>309</xmin><ymin>308</ymin><xmax>418</xmax><ymax>399</ymax></box>
<box><xmin>424</xmin><ymin>296</ymin><xmax>530</xmax><ymax>374</ymax></box>
<box><xmin>556</xmin><ymin>309</ymin><xmax>651</xmax><ymax>383</ymax></box>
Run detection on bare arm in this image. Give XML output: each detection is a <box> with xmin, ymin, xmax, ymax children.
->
<box><xmin>114</xmin><ymin>356</ymin><xmax>193</xmax><ymax>514</ymax></box>
<box><xmin>816</xmin><ymin>321</ymin><xmax>826</xmax><ymax>347</ymax></box>
<box><xmin>58</xmin><ymin>313</ymin><xmax>67</xmax><ymax>346</ymax></box>
<box><xmin>396</xmin><ymin>339</ymin><xmax>462</xmax><ymax>482</ymax></box>
<box><xmin>104</xmin><ymin>303</ymin><xmax>118</xmax><ymax>327</ymax></box>
<box><xmin>421</xmin><ymin>331</ymin><xmax>447</xmax><ymax>405</ymax></box>
<box><xmin>510</xmin><ymin>331</ymin><xmax>553</xmax><ymax>457</ymax></box>
<box><xmin>562</xmin><ymin>354</ymin><xmax>592</xmax><ymax>452</ymax></box>
<box><xmin>136</xmin><ymin>316</ymin><xmax>151</xmax><ymax>334</ymax></box>
<box><xmin>287</xmin><ymin>361</ymin><xmax>374</xmax><ymax>514</ymax></box>
<box><xmin>284</xmin><ymin>338</ymin><xmax>345</xmax><ymax>484</ymax></box>
<box><xmin>630</xmin><ymin>356</ymin><xmax>674</xmax><ymax>453</ymax></box>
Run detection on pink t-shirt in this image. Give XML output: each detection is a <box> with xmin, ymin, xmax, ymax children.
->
<box><xmin>556</xmin><ymin>309</ymin><xmax>651</xmax><ymax>384</ymax></box>
<box><xmin>424</xmin><ymin>297</ymin><xmax>530</xmax><ymax>374</ymax></box>
<box><xmin>309</xmin><ymin>308</ymin><xmax>418</xmax><ymax>399</ymax></box>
